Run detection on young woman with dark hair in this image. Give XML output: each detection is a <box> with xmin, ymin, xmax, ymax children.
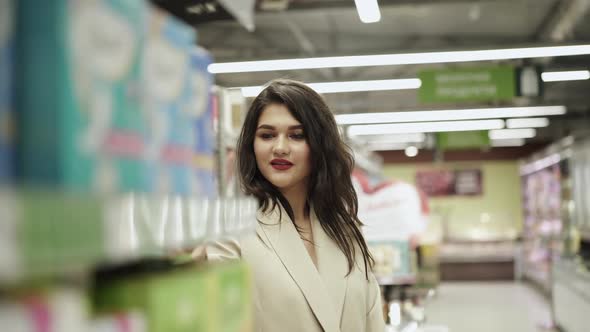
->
<box><xmin>197</xmin><ymin>79</ymin><xmax>385</xmax><ymax>332</ymax></box>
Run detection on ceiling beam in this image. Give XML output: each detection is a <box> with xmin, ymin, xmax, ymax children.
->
<box><xmin>283</xmin><ymin>0</ymin><xmax>509</xmax><ymax>12</ymax></box>
<box><xmin>536</xmin><ymin>0</ymin><xmax>590</xmax><ymax>41</ymax></box>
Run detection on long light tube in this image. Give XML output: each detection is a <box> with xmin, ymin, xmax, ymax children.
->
<box><xmin>348</xmin><ymin>119</ymin><xmax>505</xmax><ymax>136</ymax></box>
<box><xmin>489</xmin><ymin>128</ymin><xmax>536</xmax><ymax>140</ymax></box>
<box><xmin>354</xmin><ymin>133</ymin><xmax>427</xmax><ymax>144</ymax></box>
<box><xmin>491</xmin><ymin>139</ymin><xmax>526</xmax><ymax>147</ymax></box>
<box><xmin>354</xmin><ymin>0</ymin><xmax>381</xmax><ymax>23</ymax></box>
<box><xmin>506</xmin><ymin>117</ymin><xmax>550</xmax><ymax>129</ymax></box>
<box><xmin>542</xmin><ymin>70</ymin><xmax>590</xmax><ymax>82</ymax></box>
<box><xmin>336</xmin><ymin>106</ymin><xmax>566</xmax><ymax>125</ymax></box>
<box><xmin>208</xmin><ymin>44</ymin><xmax>590</xmax><ymax>73</ymax></box>
<box><xmin>366</xmin><ymin>143</ymin><xmax>412</xmax><ymax>151</ymax></box>
<box><xmin>240</xmin><ymin>78</ymin><xmax>421</xmax><ymax>97</ymax></box>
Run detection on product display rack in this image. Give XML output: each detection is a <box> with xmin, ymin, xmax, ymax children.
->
<box><xmin>0</xmin><ymin>1</ymin><xmax>257</xmax><ymax>331</ymax></box>
<box><xmin>551</xmin><ymin>137</ymin><xmax>590</xmax><ymax>332</ymax></box>
<box><xmin>519</xmin><ymin>138</ymin><xmax>573</xmax><ymax>293</ymax></box>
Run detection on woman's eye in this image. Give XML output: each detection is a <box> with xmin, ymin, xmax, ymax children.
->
<box><xmin>260</xmin><ymin>133</ymin><xmax>274</xmax><ymax>139</ymax></box>
<box><xmin>290</xmin><ymin>133</ymin><xmax>305</xmax><ymax>140</ymax></box>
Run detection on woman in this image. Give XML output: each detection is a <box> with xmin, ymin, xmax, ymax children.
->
<box><xmin>198</xmin><ymin>79</ymin><xmax>385</xmax><ymax>332</ymax></box>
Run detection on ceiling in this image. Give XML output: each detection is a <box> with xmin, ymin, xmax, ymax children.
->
<box><xmin>155</xmin><ymin>0</ymin><xmax>590</xmax><ymax>147</ymax></box>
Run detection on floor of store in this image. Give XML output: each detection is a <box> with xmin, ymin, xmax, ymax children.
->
<box><xmin>424</xmin><ymin>282</ymin><xmax>555</xmax><ymax>332</ymax></box>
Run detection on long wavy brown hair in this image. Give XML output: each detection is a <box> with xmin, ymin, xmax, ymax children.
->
<box><xmin>236</xmin><ymin>79</ymin><xmax>374</xmax><ymax>278</ymax></box>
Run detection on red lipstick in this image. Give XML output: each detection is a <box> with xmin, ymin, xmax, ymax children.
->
<box><xmin>271</xmin><ymin>159</ymin><xmax>293</xmax><ymax>170</ymax></box>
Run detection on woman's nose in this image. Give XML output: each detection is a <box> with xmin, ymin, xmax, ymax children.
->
<box><xmin>273</xmin><ymin>135</ymin><xmax>289</xmax><ymax>156</ymax></box>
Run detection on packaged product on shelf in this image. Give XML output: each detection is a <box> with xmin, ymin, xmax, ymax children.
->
<box><xmin>214</xmin><ymin>262</ymin><xmax>254</xmax><ymax>332</ymax></box>
<box><xmin>142</xmin><ymin>7</ymin><xmax>198</xmax><ymax>196</ymax></box>
<box><xmin>190</xmin><ymin>47</ymin><xmax>217</xmax><ymax>197</ymax></box>
<box><xmin>0</xmin><ymin>0</ymin><xmax>14</xmax><ymax>183</ymax></box>
<box><xmin>91</xmin><ymin>311</ymin><xmax>147</xmax><ymax>332</ymax></box>
<box><xmin>0</xmin><ymin>286</ymin><xmax>89</xmax><ymax>332</ymax></box>
<box><xmin>94</xmin><ymin>266</ymin><xmax>217</xmax><ymax>332</ymax></box>
<box><xmin>16</xmin><ymin>0</ymin><xmax>148</xmax><ymax>193</ymax></box>
<box><xmin>0</xmin><ymin>190</ymin><xmax>105</xmax><ymax>282</ymax></box>
<box><xmin>369</xmin><ymin>240</ymin><xmax>413</xmax><ymax>281</ymax></box>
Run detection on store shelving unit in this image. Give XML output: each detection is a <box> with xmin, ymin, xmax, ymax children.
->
<box><xmin>0</xmin><ymin>1</ymin><xmax>257</xmax><ymax>331</ymax></box>
<box><xmin>519</xmin><ymin>138</ymin><xmax>573</xmax><ymax>293</ymax></box>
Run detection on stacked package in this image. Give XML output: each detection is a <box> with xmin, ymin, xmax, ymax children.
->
<box><xmin>16</xmin><ymin>0</ymin><xmax>149</xmax><ymax>193</ymax></box>
<box><xmin>0</xmin><ymin>287</ymin><xmax>89</xmax><ymax>332</ymax></box>
<box><xmin>0</xmin><ymin>0</ymin><xmax>14</xmax><ymax>182</ymax></box>
<box><xmin>7</xmin><ymin>0</ymin><xmax>218</xmax><ymax>281</ymax></box>
<box><xmin>16</xmin><ymin>0</ymin><xmax>216</xmax><ymax>196</ymax></box>
<box><xmin>94</xmin><ymin>262</ymin><xmax>253</xmax><ymax>332</ymax></box>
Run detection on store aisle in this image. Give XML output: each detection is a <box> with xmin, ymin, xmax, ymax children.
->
<box><xmin>424</xmin><ymin>282</ymin><xmax>555</xmax><ymax>332</ymax></box>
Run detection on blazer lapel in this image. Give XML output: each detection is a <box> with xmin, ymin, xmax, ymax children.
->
<box><xmin>256</xmin><ymin>205</ymin><xmax>341</xmax><ymax>332</ymax></box>
<box><xmin>311</xmin><ymin>208</ymin><xmax>349</xmax><ymax>325</ymax></box>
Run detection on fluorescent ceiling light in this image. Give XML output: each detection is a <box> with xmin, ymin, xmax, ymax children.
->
<box><xmin>506</xmin><ymin>118</ymin><xmax>550</xmax><ymax>129</ymax></box>
<box><xmin>491</xmin><ymin>139</ymin><xmax>526</xmax><ymax>147</ymax></box>
<box><xmin>366</xmin><ymin>143</ymin><xmax>411</xmax><ymax>151</ymax></box>
<box><xmin>349</xmin><ymin>119</ymin><xmax>505</xmax><ymax>136</ymax></box>
<box><xmin>336</xmin><ymin>106</ymin><xmax>566</xmax><ymax>125</ymax></box>
<box><xmin>542</xmin><ymin>70</ymin><xmax>590</xmax><ymax>82</ymax></box>
<box><xmin>489</xmin><ymin>128</ymin><xmax>536</xmax><ymax>140</ymax></box>
<box><xmin>354</xmin><ymin>0</ymin><xmax>381</xmax><ymax>23</ymax></box>
<box><xmin>208</xmin><ymin>44</ymin><xmax>590</xmax><ymax>73</ymax></box>
<box><xmin>355</xmin><ymin>133</ymin><xmax>427</xmax><ymax>144</ymax></box>
<box><xmin>240</xmin><ymin>78</ymin><xmax>421</xmax><ymax>97</ymax></box>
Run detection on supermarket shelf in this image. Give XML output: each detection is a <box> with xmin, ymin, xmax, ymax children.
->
<box><xmin>0</xmin><ymin>189</ymin><xmax>257</xmax><ymax>284</ymax></box>
<box><xmin>439</xmin><ymin>241</ymin><xmax>517</xmax><ymax>264</ymax></box>
<box><xmin>439</xmin><ymin>255</ymin><xmax>514</xmax><ymax>263</ymax></box>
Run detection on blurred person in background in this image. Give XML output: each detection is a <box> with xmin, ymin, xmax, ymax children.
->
<box><xmin>194</xmin><ymin>79</ymin><xmax>385</xmax><ymax>332</ymax></box>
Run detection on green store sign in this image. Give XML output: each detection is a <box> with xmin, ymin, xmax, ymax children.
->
<box><xmin>437</xmin><ymin>131</ymin><xmax>490</xmax><ymax>150</ymax></box>
<box><xmin>419</xmin><ymin>66</ymin><xmax>516</xmax><ymax>103</ymax></box>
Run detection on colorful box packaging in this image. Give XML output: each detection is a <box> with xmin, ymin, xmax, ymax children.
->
<box><xmin>16</xmin><ymin>0</ymin><xmax>148</xmax><ymax>193</ymax></box>
<box><xmin>0</xmin><ymin>190</ymin><xmax>104</xmax><ymax>283</ymax></box>
<box><xmin>0</xmin><ymin>287</ymin><xmax>89</xmax><ymax>332</ymax></box>
<box><xmin>214</xmin><ymin>262</ymin><xmax>254</xmax><ymax>332</ymax></box>
<box><xmin>142</xmin><ymin>8</ymin><xmax>197</xmax><ymax>196</ymax></box>
<box><xmin>91</xmin><ymin>311</ymin><xmax>147</xmax><ymax>332</ymax></box>
<box><xmin>0</xmin><ymin>0</ymin><xmax>14</xmax><ymax>183</ymax></box>
<box><xmin>94</xmin><ymin>266</ymin><xmax>217</xmax><ymax>332</ymax></box>
<box><xmin>190</xmin><ymin>47</ymin><xmax>217</xmax><ymax>197</ymax></box>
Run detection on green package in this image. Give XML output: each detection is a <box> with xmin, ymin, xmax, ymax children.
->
<box><xmin>95</xmin><ymin>267</ymin><xmax>217</xmax><ymax>332</ymax></box>
<box><xmin>214</xmin><ymin>262</ymin><xmax>254</xmax><ymax>332</ymax></box>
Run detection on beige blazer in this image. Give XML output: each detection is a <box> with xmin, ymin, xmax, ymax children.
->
<box><xmin>199</xmin><ymin>204</ymin><xmax>385</xmax><ymax>332</ymax></box>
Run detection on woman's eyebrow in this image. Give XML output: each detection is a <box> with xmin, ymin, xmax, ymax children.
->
<box><xmin>257</xmin><ymin>124</ymin><xmax>275</xmax><ymax>130</ymax></box>
<box><xmin>256</xmin><ymin>124</ymin><xmax>303</xmax><ymax>130</ymax></box>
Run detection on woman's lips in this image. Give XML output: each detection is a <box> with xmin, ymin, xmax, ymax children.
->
<box><xmin>271</xmin><ymin>159</ymin><xmax>293</xmax><ymax>170</ymax></box>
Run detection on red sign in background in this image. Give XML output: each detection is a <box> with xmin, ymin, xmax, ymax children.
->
<box><xmin>416</xmin><ymin>169</ymin><xmax>482</xmax><ymax>197</ymax></box>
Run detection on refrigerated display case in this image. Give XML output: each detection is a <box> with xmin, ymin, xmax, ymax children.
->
<box><xmin>519</xmin><ymin>138</ymin><xmax>573</xmax><ymax>292</ymax></box>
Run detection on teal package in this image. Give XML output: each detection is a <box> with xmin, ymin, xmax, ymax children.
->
<box><xmin>191</xmin><ymin>48</ymin><xmax>217</xmax><ymax>197</ymax></box>
<box><xmin>142</xmin><ymin>8</ymin><xmax>197</xmax><ymax>195</ymax></box>
<box><xmin>191</xmin><ymin>47</ymin><xmax>215</xmax><ymax>155</ymax></box>
<box><xmin>0</xmin><ymin>0</ymin><xmax>14</xmax><ymax>182</ymax></box>
<box><xmin>16</xmin><ymin>0</ymin><xmax>148</xmax><ymax>193</ymax></box>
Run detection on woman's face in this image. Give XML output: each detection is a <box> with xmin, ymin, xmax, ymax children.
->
<box><xmin>254</xmin><ymin>103</ymin><xmax>311</xmax><ymax>193</ymax></box>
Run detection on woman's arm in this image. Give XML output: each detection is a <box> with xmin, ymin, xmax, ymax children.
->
<box><xmin>191</xmin><ymin>238</ymin><xmax>242</xmax><ymax>262</ymax></box>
